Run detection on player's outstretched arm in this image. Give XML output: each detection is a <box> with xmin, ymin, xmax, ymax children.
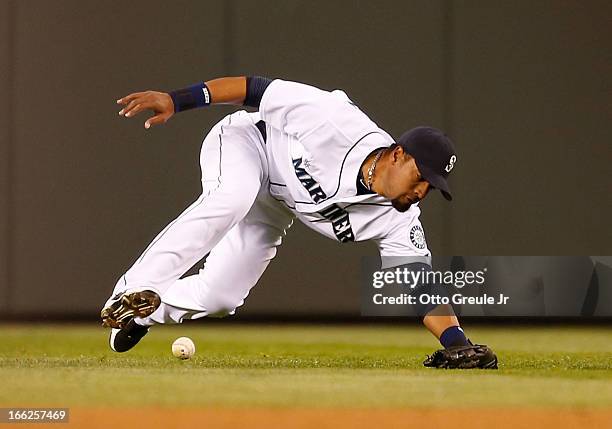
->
<box><xmin>116</xmin><ymin>76</ymin><xmax>248</xmax><ymax>129</ymax></box>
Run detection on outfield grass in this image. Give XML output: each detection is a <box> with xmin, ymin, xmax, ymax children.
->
<box><xmin>1</xmin><ymin>323</ymin><xmax>611</xmax><ymax>409</ymax></box>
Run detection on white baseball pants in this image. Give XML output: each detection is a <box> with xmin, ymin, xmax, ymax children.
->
<box><xmin>105</xmin><ymin>111</ymin><xmax>294</xmax><ymax>325</ymax></box>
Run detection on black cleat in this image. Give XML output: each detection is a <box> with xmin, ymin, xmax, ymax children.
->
<box><xmin>101</xmin><ymin>290</ymin><xmax>161</xmax><ymax>329</ymax></box>
<box><xmin>109</xmin><ymin>319</ymin><xmax>150</xmax><ymax>352</ymax></box>
<box><xmin>423</xmin><ymin>344</ymin><xmax>498</xmax><ymax>369</ymax></box>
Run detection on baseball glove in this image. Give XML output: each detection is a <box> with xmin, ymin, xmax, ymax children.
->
<box><xmin>423</xmin><ymin>344</ymin><xmax>498</xmax><ymax>369</ymax></box>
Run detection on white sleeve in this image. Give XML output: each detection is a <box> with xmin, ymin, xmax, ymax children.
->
<box><xmin>259</xmin><ymin>79</ymin><xmax>330</xmax><ymax>139</ymax></box>
<box><xmin>376</xmin><ymin>211</ymin><xmax>432</xmax><ymax>269</ymax></box>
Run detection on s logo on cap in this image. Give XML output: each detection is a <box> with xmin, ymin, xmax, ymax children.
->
<box><xmin>444</xmin><ymin>155</ymin><xmax>457</xmax><ymax>173</ymax></box>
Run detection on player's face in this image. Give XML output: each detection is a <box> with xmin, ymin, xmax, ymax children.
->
<box><xmin>384</xmin><ymin>151</ymin><xmax>431</xmax><ymax>212</ymax></box>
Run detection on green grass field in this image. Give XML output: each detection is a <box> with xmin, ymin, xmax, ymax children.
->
<box><xmin>1</xmin><ymin>323</ymin><xmax>611</xmax><ymax>412</ymax></box>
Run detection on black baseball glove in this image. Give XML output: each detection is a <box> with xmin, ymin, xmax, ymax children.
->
<box><xmin>423</xmin><ymin>344</ymin><xmax>498</xmax><ymax>369</ymax></box>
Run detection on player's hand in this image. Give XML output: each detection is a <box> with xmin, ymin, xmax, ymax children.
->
<box><xmin>116</xmin><ymin>91</ymin><xmax>174</xmax><ymax>129</ymax></box>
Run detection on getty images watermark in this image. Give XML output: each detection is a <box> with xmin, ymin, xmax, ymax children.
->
<box><xmin>361</xmin><ymin>256</ymin><xmax>612</xmax><ymax>317</ymax></box>
<box><xmin>371</xmin><ymin>264</ymin><xmax>509</xmax><ymax>307</ymax></box>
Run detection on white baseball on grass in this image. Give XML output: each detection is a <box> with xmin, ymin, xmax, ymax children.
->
<box><xmin>172</xmin><ymin>336</ymin><xmax>196</xmax><ymax>359</ymax></box>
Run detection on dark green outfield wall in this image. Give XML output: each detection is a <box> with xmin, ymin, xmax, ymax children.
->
<box><xmin>0</xmin><ymin>1</ymin><xmax>610</xmax><ymax>317</ymax></box>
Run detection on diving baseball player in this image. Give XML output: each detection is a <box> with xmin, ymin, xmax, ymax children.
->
<box><xmin>102</xmin><ymin>76</ymin><xmax>497</xmax><ymax>369</ymax></box>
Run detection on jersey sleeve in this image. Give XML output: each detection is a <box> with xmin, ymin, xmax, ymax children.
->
<box><xmin>259</xmin><ymin>79</ymin><xmax>330</xmax><ymax>139</ymax></box>
<box><xmin>244</xmin><ymin>76</ymin><xmax>273</xmax><ymax>108</ymax></box>
<box><xmin>375</xmin><ymin>210</ymin><xmax>432</xmax><ymax>269</ymax></box>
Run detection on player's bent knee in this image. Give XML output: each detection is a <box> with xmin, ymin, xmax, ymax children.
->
<box><xmin>203</xmin><ymin>295</ymin><xmax>244</xmax><ymax>318</ymax></box>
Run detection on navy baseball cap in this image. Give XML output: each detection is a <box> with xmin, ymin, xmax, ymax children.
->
<box><xmin>397</xmin><ymin>126</ymin><xmax>457</xmax><ymax>201</ymax></box>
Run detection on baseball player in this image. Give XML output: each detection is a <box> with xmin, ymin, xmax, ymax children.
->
<box><xmin>102</xmin><ymin>76</ymin><xmax>497</xmax><ymax>369</ymax></box>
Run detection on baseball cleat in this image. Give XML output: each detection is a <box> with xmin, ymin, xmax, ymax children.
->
<box><xmin>423</xmin><ymin>344</ymin><xmax>498</xmax><ymax>369</ymax></box>
<box><xmin>100</xmin><ymin>290</ymin><xmax>161</xmax><ymax>329</ymax></box>
<box><xmin>109</xmin><ymin>319</ymin><xmax>150</xmax><ymax>352</ymax></box>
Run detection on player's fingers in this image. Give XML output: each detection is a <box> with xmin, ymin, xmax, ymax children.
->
<box><xmin>144</xmin><ymin>113</ymin><xmax>171</xmax><ymax>129</ymax></box>
<box><xmin>124</xmin><ymin>102</ymin><xmax>151</xmax><ymax>118</ymax></box>
<box><xmin>118</xmin><ymin>98</ymin><xmax>139</xmax><ymax>116</ymax></box>
<box><xmin>120</xmin><ymin>98</ymin><xmax>147</xmax><ymax>117</ymax></box>
<box><xmin>116</xmin><ymin>92</ymin><xmax>145</xmax><ymax>106</ymax></box>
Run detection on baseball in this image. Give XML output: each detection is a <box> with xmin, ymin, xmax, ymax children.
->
<box><xmin>171</xmin><ymin>336</ymin><xmax>196</xmax><ymax>360</ymax></box>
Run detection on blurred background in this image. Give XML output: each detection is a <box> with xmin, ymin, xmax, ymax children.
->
<box><xmin>0</xmin><ymin>0</ymin><xmax>610</xmax><ymax>319</ymax></box>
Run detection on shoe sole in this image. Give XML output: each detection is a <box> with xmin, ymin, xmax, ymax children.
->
<box><xmin>100</xmin><ymin>290</ymin><xmax>161</xmax><ymax>329</ymax></box>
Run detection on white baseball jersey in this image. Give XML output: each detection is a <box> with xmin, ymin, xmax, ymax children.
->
<box><xmin>105</xmin><ymin>79</ymin><xmax>431</xmax><ymax>325</ymax></box>
<box><xmin>259</xmin><ymin>79</ymin><xmax>430</xmax><ymax>265</ymax></box>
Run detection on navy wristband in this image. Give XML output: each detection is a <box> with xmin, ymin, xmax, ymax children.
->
<box><xmin>169</xmin><ymin>82</ymin><xmax>211</xmax><ymax>113</ymax></box>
